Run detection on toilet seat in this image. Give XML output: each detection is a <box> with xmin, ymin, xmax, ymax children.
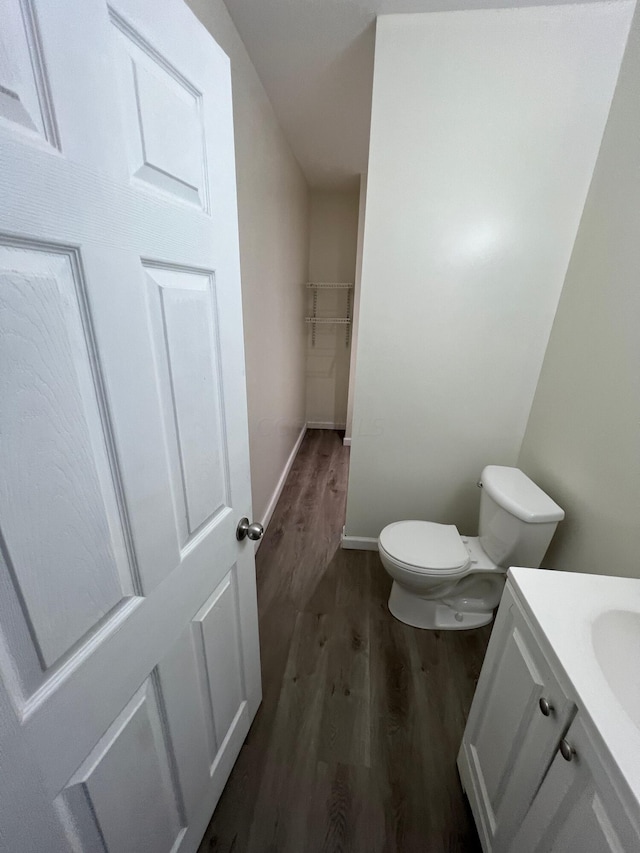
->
<box><xmin>378</xmin><ymin>521</ymin><xmax>470</xmax><ymax>576</ymax></box>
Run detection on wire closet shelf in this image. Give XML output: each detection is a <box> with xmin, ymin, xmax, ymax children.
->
<box><xmin>305</xmin><ymin>282</ymin><xmax>354</xmax><ymax>347</ymax></box>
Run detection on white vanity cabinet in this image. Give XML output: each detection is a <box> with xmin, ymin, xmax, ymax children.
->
<box><xmin>511</xmin><ymin>715</ymin><xmax>638</xmax><ymax>852</ymax></box>
<box><xmin>457</xmin><ymin>583</ymin><xmax>576</xmax><ymax>850</ymax></box>
<box><xmin>458</xmin><ymin>573</ymin><xmax>640</xmax><ymax>853</ymax></box>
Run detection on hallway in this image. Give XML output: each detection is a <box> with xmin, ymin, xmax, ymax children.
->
<box><xmin>199</xmin><ymin>430</ymin><xmax>490</xmax><ymax>852</ymax></box>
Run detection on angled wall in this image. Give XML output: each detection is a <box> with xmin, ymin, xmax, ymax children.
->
<box><xmin>518</xmin><ymin>5</ymin><xmax>640</xmax><ymax>579</ymax></box>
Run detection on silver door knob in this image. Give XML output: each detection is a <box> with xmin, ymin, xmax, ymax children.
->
<box><xmin>236</xmin><ymin>517</ymin><xmax>264</xmax><ymax>541</ymax></box>
<box><xmin>559</xmin><ymin>739</ymin><xmax>575</xmax><ymax>762</ymax></box>
<box><xmin>539</xmin><ymin>697</ymin><xmax>554</xmax><ymax>717</ymax></box>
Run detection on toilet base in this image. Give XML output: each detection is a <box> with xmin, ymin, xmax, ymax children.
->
<box><xmin>388</xmin><ymin>581</ymin><xmax>494</xmax><ymax>630</ymax></box>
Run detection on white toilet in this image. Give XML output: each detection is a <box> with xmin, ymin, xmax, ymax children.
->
<box><xmin>378</xmin><ymin>466</ymin><xmax>564</xmax><ymax>630</ymax></box>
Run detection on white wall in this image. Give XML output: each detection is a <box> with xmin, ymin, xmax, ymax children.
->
<box><xmin>306</xmin><ymin>189</ymin><xmax>359</xmax><ymax>428</ymax></box>
<box><xmin>518</xmin><ymin>4</ymin><xmax>640</xmax><ymax>580</ymax></box>
<box><xmin>345</xmin><ymin>174</ymin><xmax>367</xmax><ymax>444</ymax></box>
<box><xmin>344</xmin><ymin>3</ymin><xmax>633</xmax><ymax>543</ymax></box>
<box><xmin>185</xmin><ymin>0</ymin><xmax>310</xmax><ymax>528</ymax></box>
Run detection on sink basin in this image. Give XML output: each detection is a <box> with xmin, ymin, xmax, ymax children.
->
<box><xmin>591</xmin><ymin>609</ymin><xmax>640</xmax><ymax>729</ymax></box>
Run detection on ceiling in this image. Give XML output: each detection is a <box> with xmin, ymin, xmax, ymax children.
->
<box><xmin>223</xmin><ymin>0</ymin><xmax>608</xmax><ymax>189</ymax></box>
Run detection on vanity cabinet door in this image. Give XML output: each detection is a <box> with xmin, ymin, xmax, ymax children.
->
<box><xmin>508</xmin><ymin>715</ymin><xmax>640</xmax><ymax>853</ymax></box>
<box><xmin>458</xmin><ymin>586</ymin><xmax>575</xmax><ymax>852</ymax></box>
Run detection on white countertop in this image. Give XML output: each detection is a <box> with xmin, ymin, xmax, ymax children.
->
<box><xmin>509</xmin><ymin>566</ymin><xmax>640</xmax><ymax>805</ymax></box>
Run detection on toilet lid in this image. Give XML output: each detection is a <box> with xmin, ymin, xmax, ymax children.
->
<box><xmin>378</xmin><ymin>521</ymin><xmax>469</xmax><ymax>572</ymax></box>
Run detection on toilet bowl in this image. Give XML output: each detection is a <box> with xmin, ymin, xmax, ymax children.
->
<box><xmin>378</xmin><ymin>523</ymin><xmax>504</xmax><ymax>629</ymax></box>
<box><xmin>377</xmin><ymin>466</ymin><xmax>564</xmax><ymax>630</ymax></box>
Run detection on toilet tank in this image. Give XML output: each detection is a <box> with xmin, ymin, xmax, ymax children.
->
<box><xmin>478</xmin><ymin>466</ymin><xmax>565</xmax><ymax>568</ymax></box>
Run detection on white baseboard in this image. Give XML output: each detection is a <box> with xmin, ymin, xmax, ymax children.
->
<box><xmin>343</xmin><ymin>437</ymin><xmax>351</xmax><ymax>447</ymax></box>
<box><xmin>256</xmin><ymin>424</ymin><xmax>307</xmax><ymax>552</ymax></box>
<box><xmin>306</xmin><ymin>421</ymin><xmax>346</xmax><ymax>430</ymax></box>
<box><xmin>341</xmin><ymin>527</ymin><xmax>378</xmax><ymax>551</ymax></box>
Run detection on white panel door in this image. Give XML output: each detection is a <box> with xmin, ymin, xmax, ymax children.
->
<box><xmin>0</xmin><ymin>1</ymin><xmax>261</xmax><ymax>851</ymax></box>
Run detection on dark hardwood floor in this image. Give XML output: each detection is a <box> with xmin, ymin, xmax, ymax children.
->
<box><xmin>198</xmin><ymin>429</ymin><xmax>491</xmax><ymax>853</ymax></box>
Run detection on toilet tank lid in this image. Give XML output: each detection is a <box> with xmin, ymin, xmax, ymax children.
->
<box><xmin>480</xmin><ymin>466</ymin><xmax>565</xmax><ymax>523</ymax></box>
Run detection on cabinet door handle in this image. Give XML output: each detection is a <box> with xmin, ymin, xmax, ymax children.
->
<box><xmin>539</xmin><ymin>697</ymin><xmax>554</xmax><ymax>717</ymax></box>
<box><xmin>559</xmin><ymin>739</ymin><xmax>575</xmax><ymax>761</ymax></box>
